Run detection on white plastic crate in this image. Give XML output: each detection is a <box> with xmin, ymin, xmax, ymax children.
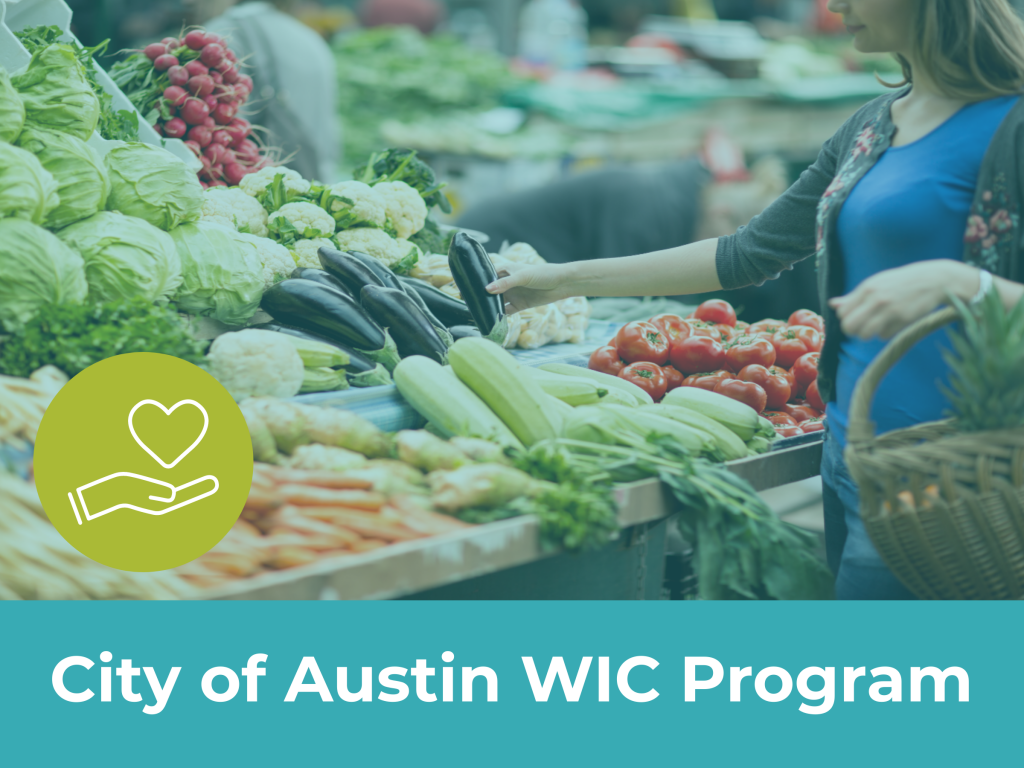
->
<box><xmin>0</xmin><ymin>0</ymin><xmax>200</xmax><ymax>169</ymax></box>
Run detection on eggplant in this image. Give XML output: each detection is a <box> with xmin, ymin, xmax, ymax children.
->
<box><xmin>289</xmin><ymin>268</ymin><xmax>351</xmax><ymax>296</ymax></box>
<box><xmin>317</xmin><ymin>246</ymin><xmax>386</xmax><ymax>296</ymax></box>
<box><xmin>397</xmin><ymin>276</ymin><xmax>474</xmax><ymax>327</ymax></box>
<box><xmin>448</xmin><ymin>325</ymin><xmax>482</xmax><ymax>341</ymax></box>
<box><xmin>360</xmin><ymin>285</ymin><xmax>448</xmax><ymax>364</ymax></box>
<box><xmin>448</xmin><ymin>232</ymin><xmax>507</xmax><ymax>344</ymax></box>
<box><xmin>345</xmin><ymin>250</ymin><xmax>402</xmax><ymax>289</ymax></box>
<box><xmin>260</xmin><ymin>279</ymin><xmax>401</xmax><ymax>371</ymax></box>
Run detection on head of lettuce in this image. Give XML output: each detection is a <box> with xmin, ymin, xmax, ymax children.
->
<box><xmin>0</xmin><ymin>219</ymin><xmax>88</xmax><ymax>332</ymax></box>
<box><xmin>11</xmin><ymin>43</ymin><xmax>99</xmax><ymax>141</ymax></box>
<box><xmin>17</xmin><ymin>127</ymin><xmax>109</xmax><ymax>230</ymax></box>
<box><xmin>0</xmin><ymin>141</ymin><xmax>59</xmax><ymax>224</ymax></box>
<box><xmin>104</xmin><ymin>142</ymin><xmax>203</xmax><ymax>231</ymax></box>
<box><xmin>57</xmin><ymin>211</ymin><xmax>183</xmax><ymax>304</ymax></box>
<box><xmin>0</xmin><ymin>64</ymin><xmax>25</xmax><ymax>143</ymax></box>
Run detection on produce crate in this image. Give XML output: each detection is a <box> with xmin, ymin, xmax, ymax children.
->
<box><xmin>0</xmin><ymin>0</ymin><xmax>200</xmax><ymax>170</ymax></box>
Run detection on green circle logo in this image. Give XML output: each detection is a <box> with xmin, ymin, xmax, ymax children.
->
<box><xmin>34</xmin><ymin>353</ymin><xmax>253</xmax><ymax>572</ymax></box>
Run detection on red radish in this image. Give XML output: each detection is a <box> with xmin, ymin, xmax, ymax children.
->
<box><xmin>224</xmin><ymin>163</ymin><xmax>247</xmax><ymax>185</ymax></box>
<box><xmin>144</xmin><ymin>43</ymin><xmax>168</xmax><ymax>61</ymax></box>
<box><xmin>185</xmin><ymin>60</ymin><xmax>209</xmax><ymax>78</ymax></box>
<box><xmin>225</xmin><ymin>119</ymin><xmax>250</xmax><ymax>147</ymax></box>
<box><xmin>209</xmin><ymin>163</ymin><xmax>224</xmax><ymax>180</ymax></box>
<box><xmin>188</xmin><ymin>75</ymin><xmax>215</xmax><ymax>98</ymax></box>
<box><xmin>209</xmin><ymin>70</ymin><xmax>223</xmax><ymax>85</ymax></box>
<box><xmin>200</xmin><ymin>181</ymin><xmax>208</xmax><ymax>189</ymax></box>
<box><xmin>184</xmin><ymin>30</ymin><xmax>207</xmax><ymax>50</ymax></box>
<box><xmin>179</xmin><ymin>98</ymin><xmax>210</xmax><ymax>125</ymax></box>
<box><xmin>204</xmin><ymin>143</ymin><xmax>227</xmax><ymax>163</ymax></box>
<box><xmin>164</xmin><ymin>85</ymin><xmax>188</xmax><ymax>104</ymax></box>
<box><xmin>236</xmin><ymin>138</ymin><xmax>260</xmax><ymax>158</ymax></box>
<box><xmin>200</xmin><ymin>44</ymin><xmax>225</xmax><ymax>68</ymax></box>
<box><xmin>219</xmin><ymin>63</ymin><xmax>238</xmax><ymax>84</ymax></box>
<box><xmin>201</xmin><ymin>116</ymin><xmax>216</xmax><ymax>128</ymax></box>
<box><xmin>237</xmin><ymin>74</ymin><xmax>253</xmax><ymax>93</ymax></box>
<box><xmin>203</xmin><ymin>33</ymin><xmax>222</xmax><ymax>46</ymax></box>
<box><xmin>216</xmin><ymin>86</ymin><xmax>240</xmax><ymax>103</ymax></box>
<box><xmin>188</xmin><ymin>125</ymin><xmax>212</xmax><ymax>147</ymax></box>
<box><xmin>153</xmin><ymin>54</ymin><xmax>178</xmax><ymax>71</ymax></box>
<box><xmin>163</xmin><ymin>117</ymin><xmax>187</xmax><ymax>138</ymax></box>
<box><xmin>212</xmin><ymin>102</ymin><xmax>236</xmax><ymax>125</ymax></box>
<box><xmin>161</xmin><ymin>37</ymin><xmax>181</xmax><ymax>49</ymax></box>
<box><xmin>211</xmin><ymin>129</ymin><xmax>233</xmax><ymax>146</ymax></box>
<box><xmin>167</xmin><ymin>65</ymin><xmax>189</xmax><ymax>86</ymax></box>
<box><xmin>209</xmin><ymin>180</ymin><xmax>228</xmax><ymax>187</ymax></box>
<box><xmin>152</xmin><ymin>123</ymin><xmax>164</xmax><ymax>137</ymax></box>
<box><xmin>225</xmin><ymin>48</ymin><xmax>237</xmax><ymax>63</ymax></box>
<box><xmin>184</xmin><ymin>140</ymin><xmax>202</xmax><ymax>156</ymax></box>
<box><xmin>219</xmin><ymin>147</ymin><xmax>237</xmax><ymax>165</ymax></box>
<box><xmin>203</xmin><ymin>96</ymin><xmax>220</xmax><ymax>112</ymax></box>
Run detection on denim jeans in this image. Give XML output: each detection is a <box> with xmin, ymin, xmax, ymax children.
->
<box><xmin>820</xmin><ymin>424</ymin><xmax>917</xmax><ymax>600</ymax></box>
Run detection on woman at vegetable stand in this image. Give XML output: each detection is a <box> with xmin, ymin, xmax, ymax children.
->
<box><xmin>488</xmin><ymin>0</ymin><xmax>1024</xmax><ymax>600</ymax></box>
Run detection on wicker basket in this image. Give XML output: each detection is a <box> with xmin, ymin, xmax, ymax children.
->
<box><xmin>845</xmin><ymin>306</ymin><xmax>1024</xmax><ymax>599</ymax></box>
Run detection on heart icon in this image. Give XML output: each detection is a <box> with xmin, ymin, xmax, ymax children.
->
<box><xmin>128</xmin><ymin>399</ymin><xmax>209</xmax><ymax>469</ymax></box>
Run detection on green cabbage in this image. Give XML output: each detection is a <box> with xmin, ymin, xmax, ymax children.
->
<box><xmin>0</xmin><ymin>219</ymin><xmax>88</xmax><ymax>331</ymax></box>
<box><xmin>0</xmin><ymin>141</ymin><xmax>59</xmax><ymax>224</ymax></box>
<box><xmin>16</xmin><ymin>127</ymin><xmax>109</xmax><ymax>230</ymax></box>
<box><xmin>104</xmin><ymin>142</ymin><xmax>203</xmax><ymax>231</ymax></box>
<box><xmin>169</xmin><ymin>221</ymin><xmax>266</xmax><ymax>326</ymax></box>
<box><xmin>0</xmin><ymin>65</ymin><xmax>25</xmax><ymax>143</ymax></box>
<box><xmin>57</xmin><ymin>211</ymin><xmax>183</xmax><ymax>303</ymax></box>
<box><xmin>11</xmin><ymin>44</ymin><xmax>99</xmax><ymax>141</ymax></box>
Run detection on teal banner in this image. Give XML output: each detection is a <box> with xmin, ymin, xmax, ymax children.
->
<box><xmin>0</xmin><ymin>602</ymin><xmax>1018</xmax><ymax>766</ymax></box>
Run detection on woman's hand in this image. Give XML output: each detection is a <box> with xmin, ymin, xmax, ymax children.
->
<box><xmin>486</xmin><ymin>261</ymin><xmax>576</xmax><ymax>314</ymax></box>
<box><xmin>829</xmin><ymin>260</ymin><xmax>976</xmax><ymax>340</ymax></box>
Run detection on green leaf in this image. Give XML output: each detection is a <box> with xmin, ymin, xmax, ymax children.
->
<box><xmin>391</xmin><ymin>246</ymin><xmax>420</xmax><ymax>276</ymax></box>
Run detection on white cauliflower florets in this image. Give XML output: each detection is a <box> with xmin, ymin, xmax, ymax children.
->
<box><xmin>201</xmin><ymin>187</ymin><xmax>269</xmax><ymax>237</ymax></box>
<box><xmin>238</xmin><ymin>166</ymin><xmax>311</xmax><ymax>199</ymax></box>
<box><xmin>497</xmin><ymin>241</ymin><xmax>545</xmax><ymax>265</ymax></box>
<box><xmin>290</xmin><ymin>238</ymin><xmax>335</xmax><ymax>269</ymax></box>
<box><xmin>410</xmin><ymin>252</ymin><xmax>452</xmax><ymax>286</ymax></box>
<box><xmin>234</xmin><ymin>232</ymin><xmax>294</xmax><ymax>288</ymax></box>
<box><xmin>207</xmin><ymin>329</ymin><xmax>305</xmax><ymax>401</ymax></box>
<box><xmin>373</xmin><ymin>180</ymin><xmax>428</xmax><ymax>239</ymax></box>
<box><xmin>334</xmin><ymin>228</ymin><xmax>417</xmax><ymax>269</ymax></box>
<box><xmin>325</xmin><ymin>180</ymin><xmax>387</xmax><ymax>228</ymax></box>
<box><xmin>269</xmin><ymin>202</ymin><xmax>335</xmax><ymax>239</ymax></box>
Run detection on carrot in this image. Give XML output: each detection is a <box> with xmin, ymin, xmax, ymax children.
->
<box><xmin>350</xmin><ymin>539</ymin><xmax>388</xmax><ymax>553</ymax></box>
<box><xmin>276</xmin><ymin>485</ymin><xmax>386</xmax><ymax>510</ymax></box>
<box><xmin>258</xmin><ymin>466</ymin><xmax>375</xmax><ymax>490</ymax></box>
<box><xmin>244</xmin><ymin>488</ymin><xmax>282</xmax><ymax>513</ymax></box>
<box><xmin>303</xmin><ymin>508</ymin><xmax>423</xmax><ymax>542</ymax></box>
<box><xmin>383</xmin><ymin>495</ymin><xmax>472</xmax><ymax>535</ymax></box>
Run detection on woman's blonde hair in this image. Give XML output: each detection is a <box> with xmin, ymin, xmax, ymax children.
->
<box><xmin>887</xmin><ymin>0</ymin><xmax>1024</xmax><ymax>98</ymax></box>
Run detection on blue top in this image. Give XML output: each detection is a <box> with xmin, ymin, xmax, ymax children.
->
<box><xmin>829</xmin><ymin>95</ymin><xmax>1019</xmax><ymax>445</ymax></box>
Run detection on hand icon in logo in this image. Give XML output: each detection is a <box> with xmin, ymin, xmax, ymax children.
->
<box><xmin>68</xmin><ymin>473</ymin><xmax>219</xmax><ymax>525</ymax></box>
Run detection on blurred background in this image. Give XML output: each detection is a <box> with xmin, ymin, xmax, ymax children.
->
<box><xmin>61</xmin><ymin>0</ymin><xmax>1024</xmax><ymax>319</ymax></box>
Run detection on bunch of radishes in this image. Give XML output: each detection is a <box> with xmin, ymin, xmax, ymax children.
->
<box><xmin>139</xmin><ymin>29</ymin><xmax>269</xmax><ymax>187</ymax></box>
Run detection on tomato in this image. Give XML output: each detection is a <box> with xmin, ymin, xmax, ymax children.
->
<box><xmin>789</xmin><ymin>325</ymin><xmax>823</xmax><ymax>352</ymax></box>
<box><xmin>589</xmin><ymin>344</ymin><xmax>625</xmax><ymax>376</ymax></box>
<box><xmin>682</xmin><ymin>370</ymin><xmax>731</xmax><ymax>392</ymax></box>
<box><xmin>714</xmin><ymin>378</ymin><xmax>768</xmax><ymax>413</ymax></box>
<box><xmin>648</xmin><ymin>314</ymin><xmax>691</xmax><ymax>342</ymax></box>
<box><xmin>805</xmin><ymin>378</ymin><xmax>825</xmax><ymax>411</ymax></box>
<box><xmin>662</xmin><ymin>364</ymin><xmax>685</xmax><ymax>392</ymax></box>
<box><xmin>782</xmin><ymin>403</ymin><xmax>819</xmax><ymax>422</ymax></box>
<box><xmin>763</xmin><ymin>410</ymin><xmax>798</xmax><ymax>427</ymax></box>
<box><xmin>713</xmin><ymin>323</ymin><xmax>737</xmax><ymax>342</ymax></box>
<box><xmin>615</xmin><ymin>321</ymin><xmax>669</xmax><ymax>365</ymax></box>
<box><xmin>734</xmin><ymin>320</ymin><xmax>750</xmax><ymax>332</ymax></box>
<box><xmin>799</xmin><ymin>417</ymin><xmax>826</xmax><ymax>433</ymax></box>
<box><xmin>771</xmin><ymin>328</ymin><xmax>819</xmax><ymax>368</ymax></box>
<box><xmin>775</xmin><ymin>424</ymin><xmax>804</xmax><ymax>438</ymax></box>
<box><xmin>769</xmin><ymin>365</ymin><xmax>796</xmax><ymax>390</ymax></box>
<box><xmin>790</xmin><ymin>352</ymin><xmax>820</xmax><ymax>396</ymax></box>
<box><xmin>694</xmin><ymin>299</ymin><xmax>737</xmax><ymax>327</ymax></box>
<box><xmin>748</xmin><ymin>318</ymin><xmax>787</xmax><ymax>337</ymax></box>
<box><xmin>788</xmin><ymin>309</ymin><xmax>825</xmax><ymax>334</ymax></box>
<box><xmin>738</xmin><ymin>364</ymin><xmax>791</xmax><ymax>409</ymax></box>
<box><xmin>725</xmin><ymin>336</ymin><xmax>777</xmax><ymax>372</ymax></box>
<box><xmin>619</xmin><ymin>362</ymin><xmax>667</xmax><ymax>401</ymax></box>
<box><xmin>686</xmin><ymin>319</ymin><xmax>730</xmax><ymax>343</ymax></box>
<box><xmin>669</xmin><ymin>335</ymin><xmax>727</xmax><ymax>374</ymax></box>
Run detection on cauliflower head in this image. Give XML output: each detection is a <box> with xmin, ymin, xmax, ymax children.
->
<box><xmin>334</xmin><ymin>228</ymin><xmax>418</xmax><ymax>270</ymax></box>
<box><xmin>207</xmin><ymin>329</ymin><xmax>305</xmax><ymax>401</ymax></box>
<box><xmin>290</xmin><ymin>237</ymin><xmax>335</xmax><ymax>269</ymax></box>
<box><xmin>324</xmin><ymin>180</ymin><xmax>387</xmax><ymax>228</ymax></box>
<box><xmin>497</xmin><ymin>241</ymin><xmax>545</xmax><ymax>265</ymax></box>
<box><xmin>234</xmin><ymin>232</ymin><xmax>294</xmax><ymax>288</ymax></box>
<box><xmin>238</xmin><ymin>166</ymin><xmax>311</xmax><ymax>199</ymax></box>
<box><xmin>268</xmin><ymin>202</ymin><xmax>335</xmax><ymax>241</ymax></box>
<box><xmin>374</xmin><ymin>180</ymin><xmax>427</xmax><ymax>239</ymax></box>
<box><xmin>201</xmin><ymin>187</ymin><xmax>269</xmax><ymax>237</ymax></box>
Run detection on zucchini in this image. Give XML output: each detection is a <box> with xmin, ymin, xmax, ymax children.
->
<box><xmin>449</xmin><ymin>325</ymin><xmax>482</xmax><ymax>340</ymax></box>
<box><xmin>397</xmin><ymin>276</ymin><xmax>474</xmax><ymax>327</ymax></box>
<box><xmin>662</xmin><ymin>386</ymin><xmax>762</xmax><ymax>442</ymax></box>
<box><xmin>289</xmin><ymin>268</ymin><xmax>351</xmax><ymax>296</ymax></box>
<box><xmin>360</xmin><ymin>285</ymin><xmax>448</xmax><ymax>365</ymax></box>
<box><xmin>644</xmin><ymin>404</ymin><xmax>749</xmax><ymax>461</ymax></box>
<box><xmin>275</xmin><ymin>332</ymin><xmax>350</xmax><ymax>369</ymax></box>
<box><xmin>251</xmin><ymin>322</ymin><xmax>388</xmax><ymax>383</ymax></box>
<box><xmin>393</xmin><ymin>356</ymin><xmax>523</xmax><ymax>449</ymax></box>
<box><xmin>538</xmin><ymin>363</ymin><xmax>653</xmax><ymax>406</ymax></box>
<box><xmin>318</xmin><ymin>246</ymin><xmax>386</xmax><ymax>296</ymax></box>
<box><xmin>260</xmin><ymin>279</ymin><xmax>401</xmax><ymax>371</ymax></box>
<box><xmin>448</xmin><ymin>232</ymin><xmax>507</xmax><ymax>345</ymax></box>
<box><xmin>301</xmin><ymin>367</ymin><xmax>349</xmax><ymax>394</ymax></box>
<box><xmin>344</xmin><ymin>249</ymin><xmax>402</xmax><ymax>289</ymax></box>
<box><xmin>521</xmin><ymin>367</ymin><xmax>605</xmax><ymax>406</ymax></box>
<box><xmin>447</xmin><ymin>337</ymin><xmax>559</xmax><ymax>447</ymax></box>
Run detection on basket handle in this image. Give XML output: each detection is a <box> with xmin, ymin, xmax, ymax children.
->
<box><xmin>846</xmin><ymin>305</ymin><xmax>960</xmax><ymax>446</ymax></box>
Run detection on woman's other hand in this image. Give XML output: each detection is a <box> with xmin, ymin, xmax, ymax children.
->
<box><xmin>486</xmin><ymin>261</ymin><xmax>577</xmax><ymax>314</ymax></box>
<box><xmin>829</xmin><ymin>259</ymin><xmax>976</xmax><ymax>340</ymax></box>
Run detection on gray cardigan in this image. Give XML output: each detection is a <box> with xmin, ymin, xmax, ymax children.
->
<box><xmin>716</xmin><ymin>87</ymin><xmax>1024</xmax><ymax>402</ymax></box>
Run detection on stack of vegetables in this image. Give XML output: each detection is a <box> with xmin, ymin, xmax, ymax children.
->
<box><xmin>109</xmin><ymin>27</ymin><xmax>270</xmax><ymax>187</ymax></box>
<box><xmin>588</xmin><ymin>299</ymin><xmax>826</xmax><ymax>437</ymax></box>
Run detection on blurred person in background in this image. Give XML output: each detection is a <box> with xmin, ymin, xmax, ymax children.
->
<box><xmin>190</xmin><ymin>0</ymin><xmax>341</xmax><ymax>182</ymax></box>
<box><xmin>358</xmin><ymin>0</ymin><xmax>445</xmax><ymax>33</ymax></box>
